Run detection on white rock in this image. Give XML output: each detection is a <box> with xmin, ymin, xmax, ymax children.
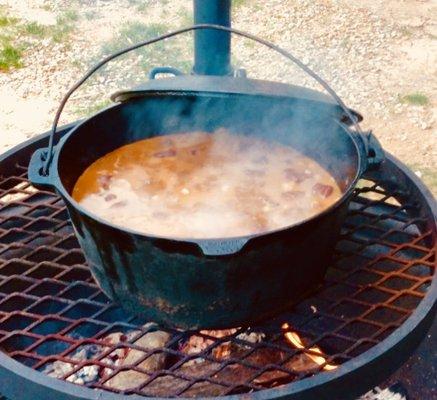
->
<box><xmin>421</xmin><ymin>122</ymin><xmax>430</xmax><ymax>130</ymax></box>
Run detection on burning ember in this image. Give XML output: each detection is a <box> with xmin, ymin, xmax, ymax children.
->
<box><xmin>282</xmin><ymin>323</ymin><xmax>337</xmax><ymax>371</ymax></box>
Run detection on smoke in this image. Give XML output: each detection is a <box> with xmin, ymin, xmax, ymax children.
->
<box><xmin>120</xmin><ymin>88</ymin><xmax>358</xmax><ymax>185</ymax></box>
<box><xmin>76</xmin><ymin>127</ymin><xmax>344</xmax><ymax>239</ymax></box>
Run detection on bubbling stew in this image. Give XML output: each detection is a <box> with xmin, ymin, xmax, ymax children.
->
<box><xmin>73</xmin><ymin>130</ymin><xmax>342</xmax><ymax>238</ymax></box>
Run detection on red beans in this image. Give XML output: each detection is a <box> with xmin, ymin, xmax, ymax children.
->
<box><xmin>312</xmin><ymin>183</ymin><xmax>333</xmax><ymax>198</ymax></box>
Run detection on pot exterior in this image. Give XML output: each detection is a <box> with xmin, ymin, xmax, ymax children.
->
<box><xmin>39</xmin><ymin>92</ymin><xmax>368</xmax><ymax>329</ymax></box>
<box><xmin>64</xmin><ymin>193</ymin><xmax>351</xmax><ymax>329</ymax></box>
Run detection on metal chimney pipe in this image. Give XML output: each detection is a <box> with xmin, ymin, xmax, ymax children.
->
<box><xmin>193</xmin><ymin>0</ymin><xmax>232</xmax><ymax>75</ymax></box>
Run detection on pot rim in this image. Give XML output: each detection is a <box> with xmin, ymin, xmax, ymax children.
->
<box><xmin>51</xmin><ymin>99</ymin><xmax>364</xmax><ymax>247</ymax></box>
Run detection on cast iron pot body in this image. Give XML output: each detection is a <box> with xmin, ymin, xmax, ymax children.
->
<box><xmin>28</xmin><ymin>83</ymin><xmax>377</xmax><ymax>329</ymax></box>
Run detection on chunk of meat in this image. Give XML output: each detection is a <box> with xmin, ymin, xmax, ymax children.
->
<box><xmin>312</xmin><ymin>183</ymin><xmax>334</xmax><ymax>198</ymax></box>
<box><xmin>97</xmin><ymin>174</ymin><xmax>113</xmax><ymax>190</ymax></box>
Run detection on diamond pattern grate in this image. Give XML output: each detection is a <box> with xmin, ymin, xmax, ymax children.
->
<box><xmin>0</xmin><ymin>163</ymin><xmax>435</xmax><ymax>397</ymax></box>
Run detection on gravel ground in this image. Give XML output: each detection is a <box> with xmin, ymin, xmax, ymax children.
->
<box><xmin>234</xmin><ymin>0</ymin><xmax>436</xmax><ymax>194</ymax></box>
<box><xmin>0</xmin><ymin>0</ymin><xmax>435</xmax><ymax>194</ymax></box>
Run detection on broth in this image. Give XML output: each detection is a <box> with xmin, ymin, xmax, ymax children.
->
<box><xmin>73</xmin><ymin>130</ymin><xmax>342</xmax><ymax>238</ymax></box>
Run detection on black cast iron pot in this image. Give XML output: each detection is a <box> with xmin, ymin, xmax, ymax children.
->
<box><xmin>28</xmin><ymin>26</ymin><xmax>384</xmax><ymax>329</ymax></box>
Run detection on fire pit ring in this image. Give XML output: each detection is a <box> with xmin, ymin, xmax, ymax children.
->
<box><xmin>0</xmin><ymin>126</ymin><xmax>435</xmax><ymax>400</ymax></box>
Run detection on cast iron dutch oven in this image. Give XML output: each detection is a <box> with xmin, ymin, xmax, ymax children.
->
<box><xmin>28</xmin><ymin>26</ymin><xmax>384</xmax><ymax>329</ymax></box>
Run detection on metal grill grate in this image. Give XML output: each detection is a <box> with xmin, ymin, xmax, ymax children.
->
<box><xmin>0</xmin><ymin>163</ymin><xmax>435</xmax><ymax>398</ymax></box>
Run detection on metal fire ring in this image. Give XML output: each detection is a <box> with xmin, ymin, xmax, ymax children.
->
<box><xmin>0</xmin><ymin>125</ymin><xmax>436</xmax><ymax>400</ymax></box>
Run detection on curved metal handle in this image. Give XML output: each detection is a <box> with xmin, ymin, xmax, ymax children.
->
<box><xmin>356</xmin><ymin>130</ymin><xmax>384</xmax><ymax>172</ymax></box>
<box><xmin>43</xmin><ymin>24</ymin><xmax>363</xmax><ymax>176</ymax></box>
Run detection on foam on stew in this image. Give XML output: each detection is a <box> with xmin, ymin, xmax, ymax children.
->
<box><xmin>72</xmin><ymin>130</ymin><xmax>342</xmax><ymax>238</ymax></box>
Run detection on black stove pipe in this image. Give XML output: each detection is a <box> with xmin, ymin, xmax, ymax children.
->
<box><xmin>193</xmin><ymin>0</ymin><xmax>232</xmax><ymax>75</ymax></box>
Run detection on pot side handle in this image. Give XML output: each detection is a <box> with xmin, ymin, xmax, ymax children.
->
<box><xmin>28</xmin><ymin>148</ymin><xmax>56</xmax><ymax>190</ymax></box>
<box><xmin>355</xmin><ymin>130</ymin><xmax>385</xmax><ymax>172</ymax></box>
<box><xmin>196</xmin><ymin>238</ymin><xmax>249</xmax><ymax>256</ymax></box>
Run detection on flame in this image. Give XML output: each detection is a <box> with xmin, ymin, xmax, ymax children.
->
<box><xmin>282</xmin><ymin>323</ymin><xmax>337</xmax><ymax>371</ymax></box>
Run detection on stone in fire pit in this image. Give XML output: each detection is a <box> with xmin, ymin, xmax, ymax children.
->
<box><xmin>44</xmin><ymin>323</ymin><xmax>170</xmax><ymax>388</ymax></box>
<box><xmin>102</xmin><ymin>329</ymin><xmax>171</xmax><ymax>390</ymax></box>
<box><xmin>43</xmin><ymin>325</ymin><xmax>337</xmax><ymax>396</ymax></box>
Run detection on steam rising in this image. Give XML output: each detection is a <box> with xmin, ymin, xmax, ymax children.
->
<box><xmin>119</xmin><ymin>90</ymin><xmax>357</xmax><ymax>191</ymax></box>
<box><xmin>74</xmin><ymin>129</ymin><xmax>342</xmax><ymax>239</ymax></box>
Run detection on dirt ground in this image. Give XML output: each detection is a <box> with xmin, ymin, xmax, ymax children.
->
<box><xmin>0</xmin><ymin>0</ymin><xmax>435</xmax><ymax>194</ymax></box>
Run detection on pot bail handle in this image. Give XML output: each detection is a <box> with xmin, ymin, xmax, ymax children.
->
<box><xmin>43</xmin><ymin>24</ymin><xmax>367</xmax><ymax>176</ymax></box>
